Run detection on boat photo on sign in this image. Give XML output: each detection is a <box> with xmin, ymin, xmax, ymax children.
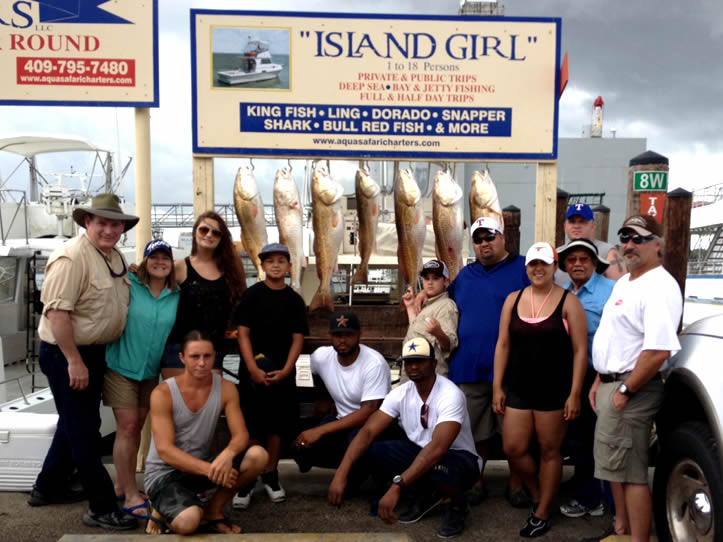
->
<box><xmin>212</xmin><ymin>28</ymin><xmax>290</xmax><ymax>89</ymax></box>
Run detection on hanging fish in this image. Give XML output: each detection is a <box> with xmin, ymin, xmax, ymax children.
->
<box><xmin>469</xmin><ymin>169</ymin><xmax>504</xmax><ymax>227</ymax></box>
<box><xmin>309</xmin><ymin>164</ymin><xmax>345</xmax><ymax>312</ymax></box>
<box><xmin>233</xmin><ymin>166</ymin><xmax>268</xmax><ymax>280</ymax></box>
<box><xmin>273</xmin><ymin>166</ymin><xmax>305</xmax><ymax>292</ymax></box>
<box><xmin>394</xmin><ymin>168</ymin><xmax>426</xmax><ymax>297</ymax></box>
<box><xmin>352</xmin><ymin>166</ymin><xmax>381</xmax><ymax>284</ymax></box>
<box><xmin>433</xmin><ymin>169</ymin><xmax>464</xmax><ymax>280</ymax></box>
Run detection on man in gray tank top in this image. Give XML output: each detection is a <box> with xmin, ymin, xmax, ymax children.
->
<box><xmin>144</xmin><ymin>331</ymin><xmax>267</xmax><ymax>534</ymax></box>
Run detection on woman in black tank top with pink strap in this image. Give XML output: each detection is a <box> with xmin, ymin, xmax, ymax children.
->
<box><xmin>492</xmin><ymin>242</ymin><xmax>588</xmax><ymax>538</ymax></box>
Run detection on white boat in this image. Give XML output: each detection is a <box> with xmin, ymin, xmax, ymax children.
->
<box><xmin>216</xmin><ymin>39</ymin><xmax>283</xmax><ymax>85</ymax></box>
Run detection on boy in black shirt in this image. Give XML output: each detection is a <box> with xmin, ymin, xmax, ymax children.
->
<box><xmin>232</xmin><ymin>243</ymin><xmax>308</xmax><ymax>509</ymax></box>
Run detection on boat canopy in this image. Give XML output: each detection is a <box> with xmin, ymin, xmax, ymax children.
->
<box><xmin>244</xmin><ymin>40</ymin><xmax>270</xmax><ymax>54</ymax></box>
<box><xmin>0</xmin><ymin>134</ymin><xmax>111</xmax><ymax>157</ymax></box>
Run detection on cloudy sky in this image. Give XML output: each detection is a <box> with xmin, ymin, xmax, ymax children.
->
<box><xmin>1</xmin><ymin>0</ymin><xmax>721</xmax><ymax>206</ymax></box>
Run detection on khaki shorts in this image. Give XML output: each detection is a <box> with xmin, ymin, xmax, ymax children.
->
<box><xmin>458</xmin><ymin>381</ymin><xmax>500</xmax><ymax>443</ymax></box>
<box><xmin>103</xmin><ymin>369</ymin><xmax>158</xmax><ymax>409</ymax></box>
<box><xmin>593</xmin><ymin>378</ymin><xmax>663</xmax><ymax>484</ymax></box>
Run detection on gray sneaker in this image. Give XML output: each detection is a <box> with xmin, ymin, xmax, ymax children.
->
<box><xmin>559</xmin><ymin>499</ymin><xmax>605</xmax><ymax>518</ymax></box>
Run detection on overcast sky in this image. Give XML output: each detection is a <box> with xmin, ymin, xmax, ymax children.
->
<box><xmin>1</xmin><ymin>0</ymin><xmax>721</xmax><ymax>206</ymax></box>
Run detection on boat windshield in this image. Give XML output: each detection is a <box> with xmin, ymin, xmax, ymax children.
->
<box><xmin>243</xmin><ymin>40</ymin><xmax>269</xmax><ymax>55</ymax></box>
<box><xmin>0</xmin><ymin>257</ymin><xmax>18</xmax><ymax>303</ymax></box>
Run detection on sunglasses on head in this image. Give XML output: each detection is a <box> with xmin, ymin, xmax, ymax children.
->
<box><xmin>197</xmin><ymin>225</ymin><xmax>223</xmax><ymax>239</ymax></box>
<box><xmin>619</xmin><ymin>233</ymin><xmax>655</xmax><ymax>245</ymax></box>
<box><xmin>473</xmin><ymin>232</ymin><xmax>497</xmax><ymax>244</ymax></box>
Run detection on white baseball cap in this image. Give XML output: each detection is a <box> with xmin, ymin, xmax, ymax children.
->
<box><xmin>471</xmin><ymin>216</ymin><xmax>503</xmax><ymax>236</ymax></box>
<box><xmin>525</xmin><ymin>242</ymin><xmax>557</xmax><ymax>265</ymax></box>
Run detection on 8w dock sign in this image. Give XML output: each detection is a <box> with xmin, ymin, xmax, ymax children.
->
<box><xmin>633</xmin><ymin>171</ymin><xmax>668</xmax><ymax>191</ymax></box>
<box><xmin>0</xmin><ymin>0</ymin><xmax>158</xmax><ymax>107</ymax></box>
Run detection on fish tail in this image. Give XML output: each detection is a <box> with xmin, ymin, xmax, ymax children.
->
<box><xmin>352</xmin><ymin>266</ymin><xmax>368</xmax><ymax>284</ymax></box>
<box><xmin>309</xmin><ymin>288</ymin><xmax>334</xmax><ymax>312</ymax></box>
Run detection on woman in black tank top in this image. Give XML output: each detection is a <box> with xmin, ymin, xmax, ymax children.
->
<box><xmin>161</xmin><ymin>211</ymin><xmax>246</xmax><ymax>379</ymax></box>
<box><xmin>491</xmin><ymin>242</ymin><xmax>588</xmax><ymax>537</ymax></box>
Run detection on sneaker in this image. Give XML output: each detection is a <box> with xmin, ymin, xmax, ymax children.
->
<box><xmin>261</xmin><ymin>471</ymin><xmax>286</xmax><ymax>503</ymax></box>
<box><xmin>466</xmin><ymin>484</ymin><xmax>488</xmax><ymax>506</ymax></box>
<box><xmin>232</xmin><ymin>484</ymin><xmax>255</xmax><ymax>510</ymax></box>
<box><xmin>505</xmin><ymin>485</ymin><xmax>532</xmax><ymax>508</ymax></box>
<box><xmin>437</xmin><ymin>500</ymin><xmax>470</xmax><ymax>538</ymax></box>
<box><xmin>82</xmin><ymin>509</ymin><xmax>137</xmax><ymax>530</ymax></box>
<box><xmin>398</xmin><ymin>491</ymin><xmax>443</xmax><ymax>524</ymax></box>
<box><xmin>559</xmin><ymin>499</ymin><xmax>605</xmax><ymax>518</ymax></box>
<box><xmin>520</xmin><ymin>515</ymin><xmax>551</xmax><ymax>538</ymax></box>
<box><xmin>27</xmin><ymin>485</ymin><xmax>87</xmax><ymax>507</ymax></box>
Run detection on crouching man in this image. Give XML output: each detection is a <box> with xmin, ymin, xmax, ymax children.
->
<box><xmin>328</xmin><ymin>337</ymin><xmax>482</xmax><ymax>538</ymax></box>
<box><xmin>144</xmin><ymin>331</ymin><xmax>267</xmax><ymax>534</ymax></box>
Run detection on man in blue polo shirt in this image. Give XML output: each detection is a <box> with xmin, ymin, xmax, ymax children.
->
<box><xmin>447</xmin><ymin>216</ymin><xmax>530</xmax><ymax>503</ymax></box>
<box><xmin>556</xmin><ymin>238</ymin><xmax>615</xmax><ymax>520</ymax></box>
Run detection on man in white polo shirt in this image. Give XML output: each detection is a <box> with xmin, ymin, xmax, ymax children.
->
<box><xmin>292</xmin><ymin>310</ymin><xmax>390</xmax><ymax>474</ymax></box>
<box><xmin>329</xmin><ymin>337</ymin><xmax>482</xmax><ymax>539</ymax></box>
<box><xmin>589</xmin><ymin>215</ymin><xmax>682</xmax><ymax>541</ymax></box>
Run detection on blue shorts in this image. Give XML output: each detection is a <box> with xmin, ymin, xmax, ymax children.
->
<box><xmin>160</xmin><ymin>343</ymin><xmax>225</xmax><ymax>371</ymax></box>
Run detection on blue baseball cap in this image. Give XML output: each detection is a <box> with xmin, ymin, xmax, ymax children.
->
<box><xmin>259</xmin><ymin>242</ymin><xmax>290</xmax><ymax>261</ymax></box>
<box><xmin>566</xmin><ymin>203</ymin><xmax>594</xmax><ymax>221</ymax></box>
<box><xmin>143</xmin><ymin>239</ymin><xmax>173</xmax><ymax>259</ymax></box>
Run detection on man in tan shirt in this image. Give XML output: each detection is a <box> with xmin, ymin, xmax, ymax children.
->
<box><xmin>28</xmin><ymin>194</ymin><xmax>139</xmax><ymax>531</ymax></box>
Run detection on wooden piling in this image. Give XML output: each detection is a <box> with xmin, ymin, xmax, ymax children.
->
<box><xmin>555</xmin><ymin>189</ymin><xmax>569</xmax><ymax>248</ymax></box>
<box><xmin>663</xmin><ymin>188</ymin><xmax>692</xmax><ymax>298</ymax></box>
<box><xmin>503</xmin><ymin>205</ymin><xmax>521</xmax><ymax>255</ymax></box>
<box><xmin>627</xmin><ymin>151</ymin><xmax>669</xmax><ymax>219</ymax></box>
<box><xmin>593</xmin><ymin>204</ymin><xmax>610</xmax><ymax>242</ymax></box>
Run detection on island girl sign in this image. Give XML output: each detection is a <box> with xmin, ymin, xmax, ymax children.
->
<box><xmin>0</xmin><ymin>0</ymin><xmax>158</xmax><ymax>106</ymax></box>
<box><xmin>192</xmin><ymin>10</ymin><xmax>560</xmax><ymax>161</ymax></box>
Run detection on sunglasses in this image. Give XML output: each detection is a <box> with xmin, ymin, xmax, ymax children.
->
<box><xmin>94</xmin><ymin>247</ymin><xmax>127</xmax><ymax>278</ymax></box>
<box><xmin>420</xmin><ymin>403</ymin><xmax>429</xmax><ymax>429</ymax></box>
<box><xmin>565</xmin><ymin>255</ymin><xmax>591</xmax><ymax>264</ymax></box>
<box><xmin>619</xmin><ymin>233</ymin><xmax>655</xmax><ymax>245</ymax></box>
<box><xmin>473</xmin><ymin>233</ymin><xmax>498</xmax><ymax>244</ymax></box>
<box><xmin>197</xmin><ymin>225</ymin><xmax>223</xmax><ymax>239</ymax></box>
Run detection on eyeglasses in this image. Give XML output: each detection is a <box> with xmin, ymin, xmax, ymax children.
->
<box><xmin>420</xmin><ymin>403</ymin><xmax>429</xmax><ymax>429</ymax></box>
<box><xmin>95</xmin><ymin>247</ymin><xmax>127</xmax><ymax>278</ymax></box>
<box><xmin>565</xmin><ymin>255</ymin><xmax>591</xmax><ymax>264</ymax></box>
<box><xmin>619</xmin><ymin>233</ymin><xmax>655</xmax><ymax>245</ymax></box>
<box><xmin>473</xmin><ymin>233</ymin><xmax>497</xmax><ymax>244</ymax></box>
<box><xmin>197</xmin><ymin>225</ymin><xmax>223</xmax><ymax>239</ymax></box>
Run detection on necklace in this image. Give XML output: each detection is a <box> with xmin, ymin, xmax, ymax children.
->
<box><xmin>529</xmin><ymin>285</ymin><xmax>554</xmax><ymax>319</ymax></box>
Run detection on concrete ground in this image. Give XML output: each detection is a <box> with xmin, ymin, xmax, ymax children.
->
<box><xmin>0</xmin><ymin>459</ymin><xmax>645</xmax><ymax>542</ymax></box>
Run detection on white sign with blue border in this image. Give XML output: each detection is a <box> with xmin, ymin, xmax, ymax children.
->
<box><xmin>0</xmin><ymin>0</ymin><xmax>159</xmax><ymax>107</ymax></box>
<box><xmin>191</xmin><ymin>10</ymin><xmax>560</xmax><ymax>161</ymax></box>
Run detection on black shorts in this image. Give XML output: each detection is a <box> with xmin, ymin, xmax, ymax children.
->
<box><xmin>147</xmin><ymin>450</ymin><xmax>246</xmax><ymax>525</ymax></box>
<box><xmin>505</xmin><ymin>386</ymin><xmax>566</xmax><ymax>411</ymax></box>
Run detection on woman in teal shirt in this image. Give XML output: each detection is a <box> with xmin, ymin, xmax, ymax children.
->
<box><xmin>103</xmin><ymin>239</ymin><xmax>180</xmax><ymax>517</ymax></box>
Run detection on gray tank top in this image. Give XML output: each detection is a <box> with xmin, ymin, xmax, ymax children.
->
<box><xmin>144</xmin><ymin>374</ymin><xmax>222</xmax><ymax>493</ymax></box>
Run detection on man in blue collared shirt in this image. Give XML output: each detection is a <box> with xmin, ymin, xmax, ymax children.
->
<box><xmin>557</xmin><ymin>238</ymin><xmax>615</xmax><ymax>520</ymax></box>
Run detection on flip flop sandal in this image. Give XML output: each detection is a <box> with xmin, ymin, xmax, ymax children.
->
<box><xmin>122</xmin><ymin>500</ymin><xmax>151</xmax><ymax>519</ymax></box>
<box><xmin>145</xmin><ymin>513</ymin><xmax>170</xmax><ymax>535</ymax></box>
<box><xmin>199</xmin><ymin>517</ymin><xmax>243</xmax><ymax>534</ymax></box>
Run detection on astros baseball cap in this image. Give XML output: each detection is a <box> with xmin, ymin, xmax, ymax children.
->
<box><xmin>618</xmin><ymin>214</ymin><xmax>662</xmax><ymax>237</ymax></box>
<box><xmin>401</xmin><ymin>337</ymin><xmax>434</xmax><ymax>361</ymax></box>
<box><xmin>259</xmin><ymin>242</ymin><xmax>291</xmax><ymax>261</ymax></box>
<box><xmin>329</xmin><ymin>310</ymin><xmax>361</xmax><ymax>334</ymax></box>
<box><xmin>525</xmin><ymin>242</ymin><xmax>557</xmax><ymax>265</ymax></box>
<box><xmin>566</xmin><ymin>203</ymin><xmax>594</xmax><ymax>221</ymax></box>
<box><xmin>421</xmin><ymin>259</ymin><xmax>449</xmax><ymax>279</ymax></box>
<box><xmin>471</xmin><ymin>216</ymin><xmax>503</xmax><ymax>236</ymax></box>
<box><xmin>143</xmin><ymin>239</ymin><xmax>173</xmax><ymax>259</ymax></box>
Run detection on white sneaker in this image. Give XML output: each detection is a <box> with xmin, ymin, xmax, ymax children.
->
<box><xmin>232</xmin><ymin>486</ymin><xmax>255</xmax><ymax>509</ymax></box>
<box><xmin>264</xmin><ymin>482</ymin><xmax>286</xmax><ymax>503</ymax></box>
<box><xmin>559</xmin><ymin>498</ymin><xmax>605</xmax><ymax>518</ymax></box>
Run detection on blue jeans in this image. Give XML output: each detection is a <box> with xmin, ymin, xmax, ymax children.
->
<box><xmin>35</xmin><ymin>342</ymin><xmax>117</xmax><ymax>514</ymax></box>
<box><xmin>367</xmin><ymin>438</ymin><xmax>480</xmax><ymax>494</ymax></box>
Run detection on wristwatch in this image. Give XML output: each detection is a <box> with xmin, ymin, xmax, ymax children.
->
<box><xmin>392</xmin><ymin>475</ymin><xmax>405</xmax><ymax>488</ymax></box>
<box><xmin>618</xmin><ymin>382</ymin><xmax>635</xmax><ymax>397</ymax></box>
